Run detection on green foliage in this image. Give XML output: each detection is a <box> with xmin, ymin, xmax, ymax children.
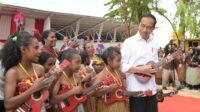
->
<box><xmin>104</xmin><ymin>0</ymin><xmax>154</xmax><ymax>37</ymax></box>
<box><xmin>104</xmin><ymin>0</ymin><xmax>199</xmax><ymax>39</ymax></box>
<box><xmin>105</xmin><ymin>0</ymin><xmax>155</xmax><ymax>23</ymax></box>
<box><xmin>173</xmin><ymin>0</ymin><xmax>200</xmax><ymax>39</ymax></box>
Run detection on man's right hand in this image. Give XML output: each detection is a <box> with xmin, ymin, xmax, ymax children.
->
<box><xmin>130</xmin><ymin>65</ymin><xmax>158</xmax><ymax>76</ymax></box>
<box><xmin>139</xmin><ymin>65</ymin><xmax>158</xmax><ymax>76</ymax></box>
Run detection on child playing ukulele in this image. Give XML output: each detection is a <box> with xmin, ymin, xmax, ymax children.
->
<box><xmin>1</xmin><ymin>31</ymin><xmax>59</xmax><ymax>112</ymax></box>
<box><xmin>50</xmin><ymin>48</ymin><xmax>85</xmax><ymax>112</ymax></box>
<box><xmin>93</xmin><ymin>47</ymin><xmax>129</xmax><ymax>112</ymax></box>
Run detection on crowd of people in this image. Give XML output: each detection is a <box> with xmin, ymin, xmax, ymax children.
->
<box><xmin>0</xmin><ymin>13</ymin><xmax>199</xmax><ymax>112</ymax></box>
<box><xmin>157</xmin><ymin>41</ymin><xmax>200</xmax><ymax>90</ymax></box>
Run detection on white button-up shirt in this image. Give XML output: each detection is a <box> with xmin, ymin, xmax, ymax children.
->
<box><xmin>121</xmin><ymin>32</ymin><xmax>159</xmax><ymax>95</ymax></box>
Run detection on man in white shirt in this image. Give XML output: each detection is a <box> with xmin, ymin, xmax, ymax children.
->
<box><xmin>121</xmin><ymin>14</ymin><xmax>159</xmax><ymax>112</ymax></box>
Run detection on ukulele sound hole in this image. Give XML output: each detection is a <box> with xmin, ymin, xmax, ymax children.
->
<box><xmin>33</xmin><ymin>92</ymin><xmax>42</xmax><ymax>99</ymax></box>
<box><xmin>117</xmin><ymin>91</ymin><xmax>123</xmax><ymax>96</ymax></box>
<box><xmin>76</xmin><ymin>94</ymin><xmax>81</xmax><ymax>98</ymax></box>
<box><xmin>84</xmin><ymin>83</ymin><xmax>90</xmax><ymax>88</ymax></box>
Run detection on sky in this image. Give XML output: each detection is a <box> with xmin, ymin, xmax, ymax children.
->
<box><xmin>0</xmin><ymin>0</ymin><xmax>177</xmax><ymax>48</ymax></box>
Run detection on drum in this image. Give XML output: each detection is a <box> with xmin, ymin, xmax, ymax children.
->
<box><xmin>176</xmin><ymin>64</ymin><xmax>186</xmax><ymax>84</ymax></box>
<box><xmin>155</xmin><ymin>68</ymin><xmax>163</xmax><ymax>85</ymax></box>
<box><xmin>197</xmin><ymin>67</ymin><xmax>200</xmax><ymax>83</ymax></box>
<box><xmin>186</xmin><ymin>67</ymin><xmax>200</xmax><ymax>86</ymax></box>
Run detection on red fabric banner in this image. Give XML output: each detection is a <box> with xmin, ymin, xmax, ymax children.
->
<box><xmin>10</xmin><ymin>14</ymin><xmax>17</xmax><ymax>34</ymax></box>
<box><xmin>35</xmin><ymin>19</ymin><xmax>44</xmax><ymax>41</ymax></box>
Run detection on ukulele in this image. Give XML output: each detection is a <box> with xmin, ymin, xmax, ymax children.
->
<box><xmin>16</xmin><ymin>60</ymin><xmax>70</xmax><ymax>112</ymax></box>
<box><xmin>135</xmin><ymin>50</ymin><xmax>182</xmax><ymax>83</ymax></box>
<box><xmin>156</xmin><ymin>90</ymin><xmax>178</xmax><ymax>102</ymax></box>
<box><xmin>100</xmin><ymin>86</ymin><xmax>127</xmax><ymax>105</ymax></box>
<box><xmin>101</xmin><ymin>88</ymin><xmax>153</xmax><ymax>105</ymax></box>
<box><xmin>58</xmin><ymin>76</ymin><xmax>114</xmax><ymax>112</ymax></box>
<box><xmin>123</xmin><ymin>89</ymin><xmax>153</xmax><ymax>97</ymax></box>
<box><xmin>100</xmin><ymin>67</ymin><xmax>128</xmax><ymax>105</ymax></box>
<box><xmin>48</xmin><ymin>60</ymin><xmax>70</xmax><ymax>83</ymax></box>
